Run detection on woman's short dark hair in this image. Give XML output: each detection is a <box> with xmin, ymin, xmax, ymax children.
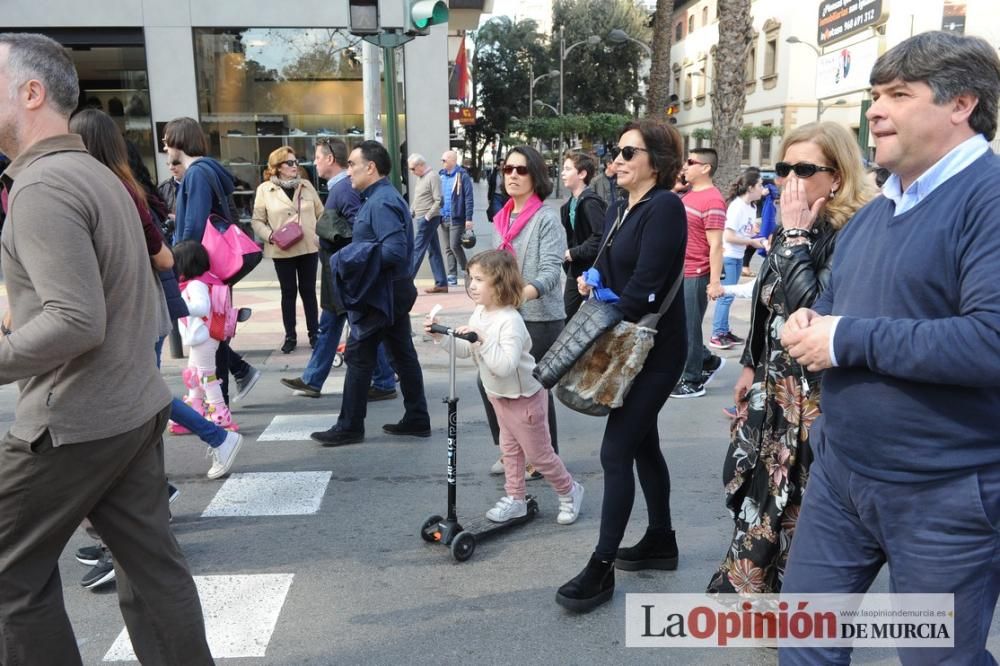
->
<box><xmin>357</xmin><ymin>140</ymin><xmax>392</xmax><ymax>176</ymax></box>
<box><xmin>619</xmin><ymin>119</ymin><xmax>684</xmax><ymax>189</ymax></box>
<box><xmin>870</xmin><ymin>31</ymin><xmax>1000</xmax><ymax>141</ymax></box>
<box><xmin>173</xmin><ymin>240</ymin><xmax>211</xmax><ymax>281</ymax></box>
<box><xmin>163</xmin><ymin>117</ymin><xmax>208</xmax><ymax>157</ymax></box>
<box><xmin>504</xmin><ymin>145</ymin><xmax>553</xmax><ymax>200</ymax></box>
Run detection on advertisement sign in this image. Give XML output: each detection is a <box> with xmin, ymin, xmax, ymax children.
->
<box><xmin>815</xmin><ymin>37</ymin><xmax>880</xmax><ymax>100</ymax></box>
<box><xmin>818</xmin><ymin>0</ymin><xmax>887</xmax><ymax>47</ymax></box>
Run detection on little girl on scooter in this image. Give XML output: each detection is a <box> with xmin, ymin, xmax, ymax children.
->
<box><xmin>425</xmin><ymin>250</ymin><xmax>584</xmax><ymax>525</ymax></box>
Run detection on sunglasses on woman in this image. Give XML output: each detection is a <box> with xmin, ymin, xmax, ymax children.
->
<box><xmin>775</xmin><ymin>161</ymin><xmax>836</xmax><ymax>178</ymax></box>
<box><xmin>502</xmin><ymin>164</ymin><xmax>529</xmax><ymax>175</ymax></box>
<box><xmin>610</xmin><ymin>145</ymin><xmax>648</xmax><ymax>161</ymax></box>
<box><xmin>280</xmin><ymin>159</ymin><xmax>299</xmax><ymax>167</ymax></box>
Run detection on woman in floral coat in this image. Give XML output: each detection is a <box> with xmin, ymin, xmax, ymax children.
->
<box><xmin>707</xmin><ymin>123</ymin><xmax>871</xmax><ymax>595</ymax></box>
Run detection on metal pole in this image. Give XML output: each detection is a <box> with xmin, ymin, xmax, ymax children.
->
<box><xmin>529</xmin><ymin>63</ymin><xmax>534</xmax><ymax>118</ymax></box>
<box><xmin>382</xmin><ymin>45</ymin><xmax>401</xmax><ymax>192</ymax></box>
<box><xmin>816</xmin><ymin>101</ymin><xmax>822</xmax><ymax>123</ymax></box>
<box><xmin>858</xmin><ymin>98</ymin><xmax>872</xmax><ymax>160</ymax></box>
<box><xmin>557</xmin><ymin>26</ymin><xmax>564</xmax><ymax>198</ymax></box>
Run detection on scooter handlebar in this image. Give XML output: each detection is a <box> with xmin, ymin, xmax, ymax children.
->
<box><xmin>429</xmin><ymin>323</ymin><xmax>478</xmax><ymax>343</ymax></box>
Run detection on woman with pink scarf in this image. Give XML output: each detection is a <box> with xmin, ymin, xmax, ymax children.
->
<box><xmin>481</xmin><ymin>145</ymin><xmax>567</xmax><ymax>475</ymax></box>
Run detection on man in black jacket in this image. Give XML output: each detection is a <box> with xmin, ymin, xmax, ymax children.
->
<box><xmin>560</xmin><ymin>151</ymin><xmax>608</xmax><ymax>319</ymax></box>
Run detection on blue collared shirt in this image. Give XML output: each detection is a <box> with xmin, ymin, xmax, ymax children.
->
<box><xmin>881</xmin><ymin>134</ymin><xmax>989</xmax><ymax>216</ymax></box>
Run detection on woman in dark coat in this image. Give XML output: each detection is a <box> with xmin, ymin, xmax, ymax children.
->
<box><xmin>556</xmin><ymin>119</ymin><xmax>688</xmax><ymax>613</ymax></box>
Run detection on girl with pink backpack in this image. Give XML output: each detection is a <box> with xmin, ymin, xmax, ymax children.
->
<box><xmin>173</xmin><ymin>240</ymin><xmax>244</xmax><ymax>437</ymax></box>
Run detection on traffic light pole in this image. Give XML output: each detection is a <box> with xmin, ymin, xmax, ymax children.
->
<box><xmin>383</xmin><ymin>46</ymin><xmax>402</xmax><ymax>192</ymax></box>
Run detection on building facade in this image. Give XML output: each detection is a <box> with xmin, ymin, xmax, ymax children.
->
<box><xmin>669</xmin><ymin>0</ymin><xmax>1000</xmax><ymax>166</ymax></box>
<box><xmin>2</xmin><ymin>1</ymin><xmax>468</xmax><ymax>212</ymax></box>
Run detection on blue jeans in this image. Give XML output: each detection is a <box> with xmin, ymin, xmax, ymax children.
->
<box><xmin>335</xmin><ymin>281</ymin><xmax>428</xmax><ymax>434</ymax></box>
<box><xmin>155</xmin><ymin>337</ymin><xmax>226</xmax><ymax>447</ymax></box>
<box><xmin>410</xmin><ymin>215</ymin><xmax>447</xmax><ymax>287</ymax></box>
<box><xmin>711</xmin><ymin>256</ymin><xmax>742</xmax><ymax>337</ymax></box>
<box><xmin>302</xmin><ymin>309</ymin><xmax>348</xmax><ymax>390</ymax></box>
<box><xmin>780</xmin><ymin>429</ymin><xmax>1000</xmax><ymax>665</ymax></box>
<box><xmin>373</xmin><ymin>344</ymin><xmax>396</xmax><ymax>391</ymax></box>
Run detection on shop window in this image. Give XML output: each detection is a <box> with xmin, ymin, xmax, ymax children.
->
<box><xmin>192</xmin><ymin>28</ymin><xmax>395</xmax><ymax>213</ymax></box>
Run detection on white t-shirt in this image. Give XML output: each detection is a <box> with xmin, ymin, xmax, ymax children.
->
<box><xmin>723</xmin><ymin>198</ymin><xmax>758</xmax><ymax>259</ymax></box>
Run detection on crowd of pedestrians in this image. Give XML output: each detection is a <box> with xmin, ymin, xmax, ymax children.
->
<box><xmin>0</xmin><ymin>27</ymin><xmax>999</xmax><ymax>666</ymax></box>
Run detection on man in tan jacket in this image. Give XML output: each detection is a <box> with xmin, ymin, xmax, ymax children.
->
<box><xmin>0</xmin><ymin>33</ymin><xmax>212</xmax><ymax>664</ymax></box>
<box><xmin>407</xmin><ymin>153</ymin><xmax>448</xmax><ymax>293</ymax></box>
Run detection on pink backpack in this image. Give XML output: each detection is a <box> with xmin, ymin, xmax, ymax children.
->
<box><xmin>201</xmin><ymin>273</ymin><xmax>238</xmax><ymax>341</ymax></box>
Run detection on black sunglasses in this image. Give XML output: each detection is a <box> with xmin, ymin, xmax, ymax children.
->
<box><xmin>280</xmin><ymin>159</ymin><xmax>299</xmax><ymax>167</ymax></box>
<box><xmin>502</xmin><ymin>165</ymin><xmax>530</xmax><ymax>176</ymax></box>
<box><xmin>775</xmin><ymin>161</ymin><xmax>836</xmax><ymax>178</ymax></box>
<box><xmin>610</xmin><ymin>145</ymin><xmax>648</xmax><ymax>161</ymax></box>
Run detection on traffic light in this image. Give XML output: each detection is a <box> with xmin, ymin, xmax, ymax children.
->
<box><xmin>406</xmin><ymin>0</ymin><xmax>449</xmax><ymax>36</ymax></box>
<box><xmin>665</xmin><ymin>93</ymin><xmax>680</xmax><ymax>125</ymax></box>
<box><xmin>348</xmin><ymin>0</ymin><xmax>379</xmax><ymax>36</ymax></box>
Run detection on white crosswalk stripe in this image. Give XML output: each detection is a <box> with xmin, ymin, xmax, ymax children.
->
<box><xmin>103</xmin><ymin>574</ymin><xmax>294</xmax><ymax>661</ymax></box>
<box><xmin>257</xmin><ymin>414</ymin><xmax>340</xmax><ymax>441</ymax></box>
<box><xmin>202</xmin><ymin>471</ymin><xmax>333</xmax><ymax>517</ymax></box>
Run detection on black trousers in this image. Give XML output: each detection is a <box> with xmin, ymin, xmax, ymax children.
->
<box><xmin>595</xmin><ymin>366</ymin><xmax>680</xmax><ymax>561</ymax></box>
<box><xmin>215</xmin><ymin>340</ymin><xmax>252</xmax><ymax>404</ymax></box>
<box><xmin>478</xmin><ymin>318</ymin><xmax>563</xmax><ymax>453</ymax></box>
<box><xmin>273</xmin><ymin>252</ymin><xmax>320</xmax><ymax>340</ymax></box>
<box><xmin>0</xmin><ymin>406</ymin><xmax>212</xmax><ymax>665</ymax></box>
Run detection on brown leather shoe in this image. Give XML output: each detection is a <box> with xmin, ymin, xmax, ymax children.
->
<box><xmin>424</xmin><ymin>285</ymin><xmax>449</xmax><ymax>294</ymax></box>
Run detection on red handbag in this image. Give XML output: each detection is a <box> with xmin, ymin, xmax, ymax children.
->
<box><xmin>270</xmin><ymin>192</ymin><xmax>304</xmax><ymax>250</ymax></box>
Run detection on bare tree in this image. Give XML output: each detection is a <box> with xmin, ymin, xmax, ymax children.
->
<box><xmin>711</xmin><ymin>0</ymin><xmax>754</xmax><ymax>188</ymax></box>
<box><xmin>645</xmin><ymin>0</ymin><xmax>675</xmax><ymax>119</ymax></box>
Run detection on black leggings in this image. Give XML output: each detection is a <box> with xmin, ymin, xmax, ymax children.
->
<box><xmin>273</xmin><ymin>252</ymin><xmax>319</xmax><ymax>339</ymax></box>
<box><xmin>595</xmin><ymin>367</ymin><xmax>678</xmax><ymax>561</ymax></box>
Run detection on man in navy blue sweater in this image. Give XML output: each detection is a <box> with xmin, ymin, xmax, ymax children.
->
<box><xmin>311</xmin><ymin>141</ymin><xmax>430</xmax><ymax>446</ymax></box>
<box><xmin>780</xmin><ymin>32</ymin><xmax>1000</xmax><ymax>664</ymax></box>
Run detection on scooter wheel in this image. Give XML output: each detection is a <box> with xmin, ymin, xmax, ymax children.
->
<box><xmin>420</xmin><ymin>514</ymin><xmax>443</xmax><ymax>543</ymax></box>
<box><xmin>332</xmin><ymin>353</ymin><xmax>344</xmax><ymax>368</ymax></box>
<box><xmin>450</xmin><ymin>531</ymin><xmax>476</xmax><ymax>562</ymax></box>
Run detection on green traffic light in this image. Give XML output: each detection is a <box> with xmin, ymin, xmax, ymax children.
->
<box><xmin>411</xmin><ymin>0</ymin><xmax>448</xmax><ymax>29</ymax></box>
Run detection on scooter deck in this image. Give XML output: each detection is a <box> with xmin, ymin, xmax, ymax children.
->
<box><xmin>461</xmin><ymin>496</ymin><xmax>540</xmax><ymax>540</ymax></box>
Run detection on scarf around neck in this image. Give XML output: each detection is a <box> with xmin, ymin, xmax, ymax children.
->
<box><xmin>270</xmin><ymin>175</ymin><xmax>301</xmax><ymax>190</ymax></box>
<box><xmin>494</xmin><ymin>194</ymin><xmax>543</xmax><ymax>255</ymax></box>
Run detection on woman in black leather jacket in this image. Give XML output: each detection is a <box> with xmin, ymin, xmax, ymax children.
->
<box><xmin>707</xmin><ymin>122</ymin><xmax>872</xmax><ymax>595</ymax></box>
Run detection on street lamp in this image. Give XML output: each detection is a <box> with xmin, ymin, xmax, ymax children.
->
<box><xmin>558</xmin><ymin>27</ymin><xmax>601</xmax><ymax>194</ymax></box>
<box><xmin>817</xmin><ymin>98</ymin><xmax>847</xmax><ymax>121</ymax></box>
<box><xmin>533</xmin><ymin>99</ymin><xmax>559</xmax><ymax>115</ymax></box>
<box><xmin>528</xmin><ymin>65</ymin><xmax>559</xmax><ymax>118</ymax></box>
<box><xmin>786</xmin><ymin>35</ymin><xmax>821</xmax><ymax>58</ymax></box>
<box><xmin>607</xmin><ymin>29</ymin><xmax>652</xmax><ymax>56</ymax></box>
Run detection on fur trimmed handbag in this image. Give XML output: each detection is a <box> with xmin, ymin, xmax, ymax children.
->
<box><xmin>535</xmin><ymin>298</ymin><xmax>624</xmax><ymax>389</ymax></box>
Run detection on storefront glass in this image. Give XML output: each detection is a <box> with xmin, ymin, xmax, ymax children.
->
<box><xmin>193</xmin><ymin>28</ymin><xmax>372</xmax><ymax>213</ymax></box>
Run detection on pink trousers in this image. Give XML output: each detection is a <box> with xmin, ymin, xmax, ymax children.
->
<box><xmin>488</xmin><ymin>389</ymin><xmax>573</xmax><ymax>499</ymax></box>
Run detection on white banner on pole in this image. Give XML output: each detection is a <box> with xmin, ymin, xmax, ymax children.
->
<box><xmin>815</xmin><ymin>37</ymin><xmax>880</xmax><ymax>100</ymax></box>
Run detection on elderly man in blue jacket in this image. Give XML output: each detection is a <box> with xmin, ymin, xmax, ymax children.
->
<box><xmin>437</xmin><ymin>150</ymin><xmax>474</xmax><ymax>285</ymax></box>
<box><xmin>311</xmin><ymin>141</ymin><xmax>430</xmax><ymax>447</ymax></box>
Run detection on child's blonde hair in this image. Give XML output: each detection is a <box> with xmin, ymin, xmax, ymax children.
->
<box><xmin>466</xmin><ymin>250</ymin><xmax>525</xmax><ymax>308</ymax></box>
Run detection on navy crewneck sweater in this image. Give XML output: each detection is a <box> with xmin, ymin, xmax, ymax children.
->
<box><xmin>814</xmin><ymin>151</ymin><xmax>1000</xmax><ymax>482</ymax></box>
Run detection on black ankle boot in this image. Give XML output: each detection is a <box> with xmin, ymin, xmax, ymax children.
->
<box><xmin>281</xmin><ymin>336</ymin><xmax>297</xmax><ymax>354</ymax></box>
<box><xmin>615</xmin><ymin>528</ymin><xmax>678</xmax><ymax>571</ymax></box>
<box><xmin>555</xmin><ymin>554</ymin><xmax>615</xmax><ymax>613</ymax></box>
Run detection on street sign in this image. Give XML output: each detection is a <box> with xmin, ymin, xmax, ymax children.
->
<box><xmin>449</xmin><ymin>107</ymin><xmax>476</xmax><ymax>125</ymax></box>
<box><xmin>815</xmin><ymin>37</ymin><xmax>880</xmax><ymax>100</ymax></box>
<box><xmin>817</xmin><ymin>0</ymin><xmax>887</xmax><ymax>48</ymax></box>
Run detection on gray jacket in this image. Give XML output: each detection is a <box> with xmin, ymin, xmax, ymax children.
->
<box><xmin>493</xmin><ymin>205</ymin><xmax>566</xmax><ymax>322</ymax></box>
<box><xmin>0</xmin><ymin>134</ymin><xmax>171</xmax><ymax>446</ymax></box>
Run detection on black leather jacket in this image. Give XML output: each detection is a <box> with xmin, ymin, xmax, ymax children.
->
<box><xmin>740</xmin><ymin>218</ymin><xmax>839</xmax><ymax>369</ymax></box>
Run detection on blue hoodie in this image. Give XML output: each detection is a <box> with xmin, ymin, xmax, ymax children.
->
<box><xmin>175</xmin><ymin>157</ymin><xmax>236</xmax><ymax>243</ymax></box>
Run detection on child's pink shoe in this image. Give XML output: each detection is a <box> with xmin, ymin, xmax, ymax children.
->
<box><xmin>167</xmin><ymin>420</ymin><xmax>190</xmax><ymax>435</ymax></box>
<box><xmin>183</xmin><ymin>395</ymin><xmax>206</xmax><ymax>418</ymax></box>
<box><xmin>205</xmin><ymin>402</ymin><xmax>239</xmax><ymax>432</ymax></box>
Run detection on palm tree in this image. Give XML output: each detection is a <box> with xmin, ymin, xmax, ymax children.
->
<box><xmin>711</xmin><ymin>0</ymin><xmax>755</xmax><ymax>189</ymax></box>
<box><xmin>646</xmin><ymin>0</ymin><xmax>675</xmax><ymax>120</ymax></box>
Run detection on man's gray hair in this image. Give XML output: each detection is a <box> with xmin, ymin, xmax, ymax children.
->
<box><xmin>870</xmin><ymin>31</ymin><xmax>1000</xmax><ymax>141</ymax></box>
<box><xmin>0</xmin><ymin>32</ymin><xmax>79</xmax><ymax>118</ymax></box>
<box><xmin>408</xmin><ymin>153</ymin><xmax>426</xmax><ymax>166</ymax></box>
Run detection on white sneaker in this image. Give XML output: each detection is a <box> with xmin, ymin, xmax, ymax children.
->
<box><xmin>490</xmin><ymin>458</ymin><xmax>505</xmax><ymax>475</ymax></box>
<box><xmin>207</xmin><ymin>432</ymin><xmax>244</xmax><ymax>480</ymax></box>
<box><xmin>485</xmin><ymin>496</ymin><xmax>528</xmax><ymax>523</ymax></box>
<box><xmin>557</xmin><ymin>481</ymin><xmax>584</xmax><ymax>525</ymax></box>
